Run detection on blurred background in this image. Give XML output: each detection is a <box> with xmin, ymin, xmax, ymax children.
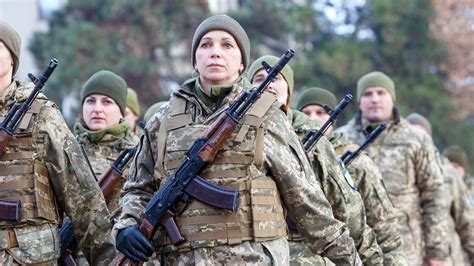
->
<box><xmin>1</xmin><ymin>0</ymin><xmax>473</xmax><ymax>173</ymax></box>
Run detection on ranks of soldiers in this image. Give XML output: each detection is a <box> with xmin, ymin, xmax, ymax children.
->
<box><xmin>0</xmin><ymin>14</ymin><xmax>472</xmax><ymax>266</ymax></box>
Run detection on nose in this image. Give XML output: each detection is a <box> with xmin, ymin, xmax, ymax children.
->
<box><xmin>210</xmin><ymin>45</ymin><xmax>222</xmax><ymax>58</ymax></box>
<box><xmin>92</xmin><ymin>102</ymin><xmax>104</xmax><ymax>113</ymax></box>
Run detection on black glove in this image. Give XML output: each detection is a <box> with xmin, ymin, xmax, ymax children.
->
<box><xmin>116</xmin><ymin>225</ymin><xmax>155</xmax><ymax>262</ymax></box>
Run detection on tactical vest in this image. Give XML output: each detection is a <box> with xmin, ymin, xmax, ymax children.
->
<box><xmin>0</xmin><ymin>97</ymin><xmax>60</xmax><ymax>264</ymax></box>
<box><xmin>0</xmin><ymin>99</ymin><xmax>59</xmax><ymax>225</ymax></box>
<box><xmin>155</xmin><ymin>92</ymin><xmax>287</xmax><ymax>250</ymax></box>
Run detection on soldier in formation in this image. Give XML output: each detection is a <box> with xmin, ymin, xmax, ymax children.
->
<box><xmin>112</xmin><ymin>14</ymin><xmax>360</xmax><ymax>264</ymax></box>
<box><xmin>295</xmin><ymin>87</ymin><xmax>405</xmax><ymax>265</ymax></box>
<box><xmin>407</xmin><ymin>112</ymin><xmax>474</xmax><ymax>265</ymax></box>
<box><xmin>248</xmin><ymin>55</ymin><xmax>383</xmax><ymax>265</ymax></box>
<box><xmin>0</xmin><ymin>20</ymin><xmax>115</xmax><ymax>265</ymax></box>
<box><xmin>336</xmin><ymin>71</ymin><xmax>449</xmax><ymax>265</ymax></box>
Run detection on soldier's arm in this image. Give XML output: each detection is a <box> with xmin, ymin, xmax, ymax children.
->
<box><xmin>311</xmin><ymin>138</ymin><xmax>383</xmax><ymax>265</ymax></box>
<box><xmin>38</xmin><ymin>103</ymin><xmax>116</xmax><ymax>264</ymax></box>
<box><xmin>449</xmin><ymin>164</ymin><xmax>474</xmax><ymax>263</ymax></box>
<box><xmin>415</xmin><ymin>133</ymin><xmax>449</xmax><ymax>260</ymax></box>
<box><xmin>263</xmin><ymin>108</ymin><xmax>359</xmax><ymax>265</ymax></box>
<box><xmin>111</xmin><ymin>112</ymin><xmax>164</xmax><ymax>239</ymax></box>
<box><xmin>349</xmin><ymin>153</ymin><xmax>406</xmax><ymax>264</ymax></box>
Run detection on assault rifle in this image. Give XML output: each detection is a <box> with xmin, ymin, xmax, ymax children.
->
<box><xmin>340</xmin><ymin>123</ymin><xmax>386</xmax><ymax>166</ymax></box>
<box><xmin>301</xmin><ymin>94</ymin><xmax>353</xmax><ymax>152</ymax></box>
<box><xmin>111</xmin><ymin>49</ymin><xmax>295</xmax><ymax>265</ymax></box>
<box><xmin>0</xmin><ymin>59</ymin><xmax>58</xmax><ymax>155</ymax></box>
<box><xmin>59</xmin><ymin>147</ymin><xmax>138</xmax><ymax>266</ymax></box>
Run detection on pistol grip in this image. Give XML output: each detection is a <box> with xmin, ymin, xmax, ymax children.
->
<box><xmin>160</xmin><ymin>210</ymin><xmax>185</xmax><ymax>245</ymax></box>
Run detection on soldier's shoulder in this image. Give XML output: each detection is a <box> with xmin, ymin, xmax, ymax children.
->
<box><xmin>14</xmin><ymin>82</ymin><xmax>49</xmax><ymax>102</ymax></box>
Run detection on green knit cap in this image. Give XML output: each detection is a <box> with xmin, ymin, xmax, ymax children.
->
<box><xmin>443</xmin><ymin>145</ymin><xmax>469</xmax><ymax>171</ymax></box>
<box><xmin>357</xmin><ymin>71</ymin><xmax>395</xmax><ymax>102</ymax></box>
<box><xmin>406</xmin><ymin>112</ymin><xmax>432</xmax><ymax>136</ymax></box>
<box><xmin>248</xmin><ymin>55</ymin><xmax>294</xmax><ymax>97</ymax></box>
<box><xmin>0</xmin><ymin>21</ymin><xmax>21</xmax><ymax>76</ymax></box>
<box><xmin>191</xmin><ymin>15</ymin><xmax>250</xmax><ymax>72</ymax></box>
<box><xmin>296</xmin><ymin>87</ymin><xmax>337</xmax><ymax>111</ymax></box>
<box><xmin>143</xmin><ymin>101</ymin><xmax>167</xmax><ymax>124</ymax></box>
<box><xmin>81</xmin><ymin>70</ymin><xmax>128</xmax><ymax>115</ymax></box>
<box><xmin>126</xmin><ymin>88</ymin><xmax>140</xmax><ymax>116</ymax></box>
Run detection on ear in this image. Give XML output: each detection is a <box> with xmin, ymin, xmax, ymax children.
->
<box><xmin>239</xmin><ymin>64</ymin><xmax>244</xmax><ymax>74</ymax></box>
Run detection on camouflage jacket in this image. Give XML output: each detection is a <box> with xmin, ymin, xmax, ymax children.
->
<box><xmin>289</xmin><ymin>110</ymin><xmax>382</xmax><ymax>265</ymax></box>
<box><xmin>437</xmin><ymin>154</ymin><xmax>474</xmax><ymax>265</ymax></box>
<box><xmin>75</xmin><ymin>121</ymin><xmax>139</xmax><ymax>211</ymax></box>
<box><xmin>330</xmin><ymin>132</ymin><xmax>406</xmax><ymax>265</ymax></box>
<box><xmin>0</xmin><ymin>81</ymin><xmax>115</xmax><ymax>265</ymax></box>
<box><xmin>337</xmin><ymin>117</ymin><xmax>449</xmax><ymax>263</ymax></box>
<box><xmin>113</xmin><ymin>77</ymin><xmax>359</xmax><ymax>265</ymax></box>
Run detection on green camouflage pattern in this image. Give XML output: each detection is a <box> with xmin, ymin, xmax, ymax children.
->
<box><xmin>113</xmin><ymin>78</ymin><xmax>359</xmax><ymax>265</ymax></box>
<box><xmin>330</xmin><ymin>132</ymin><xmax>406</xmax><ymax>265</ymax></box>
<box><xmin>0</xmin><ymin>81</ymin><xmax>115</xmax><ymax>264</ymax></box>
<box><xmin>289</xmin><ymin>110</ymin><xmax>383</xmax><ymax>265</ymax></box>
<box><xmin>437</xmin><ymin>154</ymin><xmax>474</xmax><ymax>265</ymax></box>
<box><xmin>337</xmin><ymin>117</ymin><xmax>449</xmax><ymax>264</ymax></box>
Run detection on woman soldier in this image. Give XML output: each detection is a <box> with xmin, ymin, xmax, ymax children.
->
<box><xmin>112</xmin><ymin>15</ymin><xmax>359</xmax><ymax>264</ymax></box>
<box><xmin>75</xmin><ymin>70</ymin><xmax>139</xmax><ymax>211</ymax></box>
<box><xmin>0</xmin><ymin>21</ymin><xmax>114</xmax><ymax>264</ymax></box>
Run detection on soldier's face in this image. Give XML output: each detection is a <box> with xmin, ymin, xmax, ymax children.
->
<box><xmin>359</xmin><ymin>86</ymin><xmax>394</xmax><ymax>123</ymax></box>
<box><xmin>0</xmin><ymin>41</ymin><xmax>14</xmax><ymax>80</ymax></box>
<box><xmin>124</xmin><ymin>107</ymin><xmax>138</xmax><ymax>130</ymax></box>
<box><xmin>301</xmin><ymin>104</ymin><xmax>333</xmax><ymax>135</ymax></box>
<box><xmin>195</xmin><ymin>30</ymin><xmax>244</xmax><ymax>89</ymax></box>
<box><xmin>451</xmin><ymin>162</ymin><xmax>466</xmax><ymax>178</ymax></box>
<box><xmin>251</xmin><ymin>69</ymin><xmax>289</xmax><ymax>105</ymax></box>
<box><xmin>82</xmin><ymin>94</ymin><xmax>123</xmax><ymax>131</ymax></box>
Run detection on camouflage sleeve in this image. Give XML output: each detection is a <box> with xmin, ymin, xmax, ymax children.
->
<box><xmin>415</xmin><ymin>133</ymin><xmax>449</xmax><ymax>259</ymax></box>
<box><xmin>349</xmin><ymin>153</ymin><xmax>406</xmax><ymax>264</ymax></box>
<box><xmin>38</xmin><ymin>102</ymin><xmax>116</xmax><ymax>264</ymax></box>
<box><xmin>311</xmin><ymin>138</ymin><xmax>383</xmax><ymax>265</ymax></box>
<box><xmin>449</xmin><ymin>165</ymin><xmax>474</xmax><ymax>263</ymax></box>
<box><xmin>263</xmin><ymin>108</ymin><xmax>359</xmax><ymax>265</ymax></box>
<box><xmin>111</xmin><ymin>109</ymin><xmax>165</xmax><ymax>239</ymax></box>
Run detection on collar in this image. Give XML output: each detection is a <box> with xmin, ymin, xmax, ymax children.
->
<box><xmin>74</xmin><ymin>120</ymin><xmax>131</xmax><ymax>144</ymax></box>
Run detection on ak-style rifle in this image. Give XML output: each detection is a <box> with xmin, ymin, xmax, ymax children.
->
<box><xmin>340</xmin><ymin>123</ymin><xmax>386</xmax><ymax>166</ymax></box>
<box><xmin>111</xmin><ymin>49</ymin><xmax>295</xmax><ymax>265</ymax></box>
<box><xmin>301</xmin><ymin>94</ymin><xmax>352</xmax><ymax>152</ymax></box>
<box><xmin>0</xmin><ymin>59</ymin><xmax>58</xmax><ymax>154</ymax></box>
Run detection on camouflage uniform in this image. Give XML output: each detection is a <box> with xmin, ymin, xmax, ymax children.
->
<box><xmin>337</xmin><ymin>117</ymin><xmax>449</xmax><ymax>265</ymax></box>
<box><xmin>0</xmin><ymin>81</ymin><xmax>115</xmax><ymax>265</ymax></box>
<box><xmin>288</xmin><ymin>110</ymin><xmax>382</xmax><ymax>265</ymax></box>
<box><xmin>75</xmin><ymin>121</ymin><xmax>139</xmax><ymax>211</ymax></box>
<box><xmin>437</xmin><ymin>155</ymin><xmax>474</xmax><ymax>265</ymax></box>
<box><xmin>113</xmin><ymin>77</ymin><xmax>359</xmax><ymax>265</ymax></box>
<box><xmin>330</xmin><ymin>132</ymin><xmax>406</xmax><ymax>265</ymax></box>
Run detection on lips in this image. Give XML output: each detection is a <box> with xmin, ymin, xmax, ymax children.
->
<box><xmin>207</xmin><ymin>63</ymin><xmax>224</xmax><ymax>67</ymax></box>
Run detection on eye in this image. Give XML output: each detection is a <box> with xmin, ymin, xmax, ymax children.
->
<box><xmin>103</xmin><ymin>99</ymin><xmax>114</xmax><ymax>105</ymax></box>
<box><xmin>85</xmin><ymin>98</ymin><xmax>95</xmax><ymax>104</ymax></box>
<box><xmin>199</xmin><ymin>42</ymin><xmax>210</xmax><ymax>48</ymax></box>
<box><xmin>224</xmin><ymin>42</ymin><xmax>234</xmax><ymax>49</ymax></box>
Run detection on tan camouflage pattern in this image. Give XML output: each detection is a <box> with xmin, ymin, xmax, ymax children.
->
<box><xmin>289</xmin><ymin>110</ymin><xmax>383</xmax><ymax>265</ymax></box>
<box><xmin>337</xmin><ymin>117</ymin><xmax>449</xmax><ymax>264</ymax></box>
<box><xmin>0</xmin><ymin>81</ymin><xmax>115</xmax><ymax>265</ymax></box>
<box><xmin>113</xmin><ymin>77</ymin><xmax>359</xmax><ymax>265</ymax></box>
<box><xmin>436</xmin><ymin>154</ymin><xmax>474</xmax><ymax>265</ymax></box>
<box><xmin>77</xmin><ymin>128</ymin><xmax>138</xmax><ymax>211</ymax></box>
<box><xmin>330</xmin><ymin>132</ymin><xmax>406</xmax><ymax>265</ymax></box>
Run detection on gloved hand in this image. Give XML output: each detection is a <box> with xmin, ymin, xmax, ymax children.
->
<box><xmin>116</xmin><ymin>225</ymin><xmax>155</xmax><ymax>262</ymax></box>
